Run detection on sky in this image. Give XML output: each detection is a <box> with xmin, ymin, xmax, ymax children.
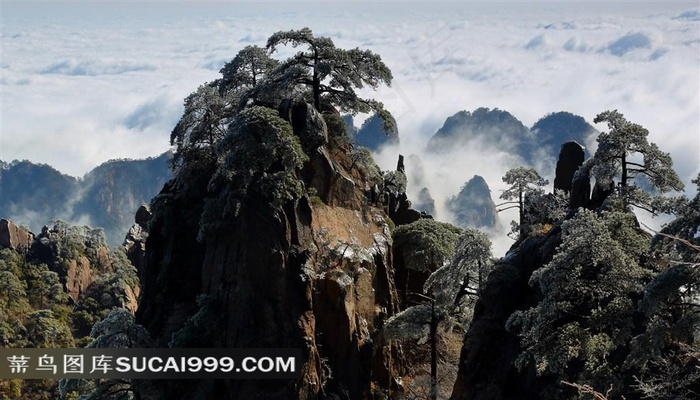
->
<box><xmin>2</xmin><ymin>1</ymin><xmax>699</xmax><ymax>255</ymax></box>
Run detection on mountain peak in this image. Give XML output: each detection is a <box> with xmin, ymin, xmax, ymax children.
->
<box><xmin>427</xmin><ymin>107</ymin><xmax>532</xmax><ymax>159</ymax></box>
<box><xmin>447</xmin><ymin>174</ymin><xmax>498</xmax><ymax>229</ymax></box>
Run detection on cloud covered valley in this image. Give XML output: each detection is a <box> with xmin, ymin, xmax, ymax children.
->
<box><xmin>2</xmin><ymin>2</ymin><xmax>698</xmax><ymax>255</ymax></box>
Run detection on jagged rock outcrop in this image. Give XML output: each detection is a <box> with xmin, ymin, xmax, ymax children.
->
<box><xmin>447</xmin><ymin>175</ymin><xmax>498</xmax><ymax>229</ymax></box>
<box><xmin>450</xmin><ymin>227</ymin><xmax>563</xmax><ymax>400</ymax></box>
<box><xmin>282</xmin><ymin>100</ymin><xmax>329</xmax><ymax>151</ymax></box>
<box><xmin>568</xmin><ymin>158</ymin><xmax>616</xmax><ymax>210</ymax></box>
<box><xmin>54</xmin><ymin>242</ymin><xmax>112</xmax><ymax>304</ymax></box>
<box><xmin>553</xmin><ymin>141</ymin><xmax>585</xmax><ymax>193</ymax></box>
<box><xmin>134</xmin><ymin>203</ymin><xmax>152</xmax><ymax>227</ymax></box>
<box><xmin>385</xmin><ymin>155</ymin><xmax>423</xmax><ymax>226</ymax></box>
<box><xmin>123</xmin><ymin>204</ymin><xmax>151</xmax><ymax>273</ymax></box>
<box><xmin>591</xmin><ymin>180</ymin><xmax>615</xmax><ymax>210</ymax></box>
<box><xmin>391</xmin><ymin>192</ymin><xmax>423</xmax><ymax>226</ymax></box>
<box><xmin>135</xmin><ymin>103</ymin><xmax>403</xmax><ymax>400</ymax></box>
<box><xmin>306</xmin><ymin>146</ymin><xmax>360</xmax><ymax>209</ymax></box>
<box><xmin>94</xmin><ymin>245</ymin><xmax>112</xmax><ymax>272</ymax></box>
<box><xmin>570</xmin><ymin>160</ymin><xmax>592</xmax><ymax>209</ymax></box>
<box><xmin>1</xmin><ymin>219</ymin><xmax>140</xmax><ymax>318</ymax></box>
<box><xmin>0</xmin><ymin>218</ymin><xmax>33</xmax><ymax>252</ymax></box>
<box><xmin>570</xmin><ymin>175</ymin><xmax>590</xmax><ymax>209</ymax></box>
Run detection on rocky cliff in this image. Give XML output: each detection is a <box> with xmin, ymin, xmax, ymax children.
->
<box><xmin>450</xmin><ymin>228</ymin><xmax>562</xmax><ymax>400</ymax></box>
<box><xmin>27</xmin><ymin>222</ymin><xmax>139</xmax><ymax>313</ymax></box>
<box><xmin>0</xmin><ymin>219</ymin><xmax>144</xmax><ymax>399</ymax></box>
<box><xmin>553</xmin><ymin>141</ymin><xmax>585</xmax><ymax>193</ymax></box>
<box><xmin>134</xmin><ymin>101</ymin><xmax>405</xmax><ymax>399</ymax></box>
<box><xmin>0</xmin><ymin>218</ymin><xmax>34</xmax><ymax>252</ymax></box>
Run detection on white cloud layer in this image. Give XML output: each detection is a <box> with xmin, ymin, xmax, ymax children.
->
<box><xmin>2</xmin><ymin>2</ymin><xmax>698</xmax><ymax>256</ymax></box>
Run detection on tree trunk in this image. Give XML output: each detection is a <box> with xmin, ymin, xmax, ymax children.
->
<box><xmin>313</xmin><ymin>70</ymin><xmax>320</xmax><ymax>110</ymax></box>
<box><xmin>518</xmin><ymin>189</ymin><xmax>525</xmax><ymax>237</ymax></box>
<box><xmin>621</xmin><ymin>154</ymin><xmax>627</xmax><ymax>188</ymax></box>
<box><xmin>313</xmin><ymin>49</ymin><xmax>320</xmax><ymax>110</ymax></box>
<box><xmin>477</xmin><ymin>260</ymin><xmax>482</xmax><ymax>291</ymax></box>
<box><xmin>251</xmin><ymin>61</ymin><xmax>257</xmax><ymax>86</ymax></box>
<box><xmin>430</xmin><ymin>297</ymin><xmax>438</xmax><ymax>400</ymax></box>
<box><xmin>621</xmin><ymin>153</ymin><xmax>628</xmax><ymax>208</ymax></box>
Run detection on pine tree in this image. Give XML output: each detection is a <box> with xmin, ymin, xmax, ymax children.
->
<box><xmin>497</xmin><ymin>166</ymin><xmax>548</xmax><ymax>237</ymax></box>
<box><xmin>259</xmin><ymin>27</ymin><xmax>394</xmax><ymax>129</ymax></box>
<box><xmin>386</xmin><ymin>226</ymin><xmax>493</xmax><ymax>400</ymax></box>
<box><xmin>592</xmin><ymin>110</ymin><xmax>684</xmax><ymax>212</ymax></box>
<box><xmin>170</xmin><ymin>82</ymin><xmax>232</xmax><ymax>169</ymax></box>
<box><xmin>219</xmin><ymin>45</ymin><xmax>278</xmax><ymax>96</ymax></box>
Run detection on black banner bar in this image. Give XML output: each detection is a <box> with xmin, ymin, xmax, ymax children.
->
<box><xmin>0</xmin><ymin>348</ymin><xmax>301</xmax><ymax>380</ymax></box>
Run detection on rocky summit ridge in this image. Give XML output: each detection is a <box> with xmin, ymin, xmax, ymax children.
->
<box><xmin>133</xmin><ymin>100</ymin><xmax>426</xmax><ymax>399</ymax></box>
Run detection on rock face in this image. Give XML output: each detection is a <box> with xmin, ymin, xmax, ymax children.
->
<box><xmin>123</xmin><ymin>204</ymin><xmax>152</xmax><ymax>273</ymax></box>
<box><xmin>450</xmin><ymin>227</ymin><xmax>563</xmax><ymax>400</ymax></box>
<box><xmin>553</xmin><ymin>141</ymin><xmax>585</xmax><ymax>193</ymax></box>
<box><xmin>385</xmin><ymin>155</ymin><xmax>423</xmax><ymax>226</ymax></box>
<box><xmin>590</xmin><ymin>180</ymin><xmax>615</xmax><ymax>210</ymax></box>
<box><xmin>284</xmin><ymin>100</ymin><xmax>329</xmax><ymax>150</ymax></box>
<box><xmin>65</xmin><ymin>255</ymin><xmax>94</xmax><ymax>302</ymax></box>
<box><xmin>135</xmin><ymin>105</ymin><xmax>403</xmax><ymax>399</ymax></box>
<box><xmin>4</xmin><ymin>219</ymin><xmax>141</xmax><ymax>316</ymax></box>
<box><xmin>447</xmin><ymin>175</ymin><xmax>498</xmax><ymax>229</ymax></box>
<box><xmin>0</xmin><ymin>218</ymin><xmax>33</xmax><ymax>252</ymax></box>
<box><xmin>570</xmin><ymin>160</ymin><xmax>592</xmax><ymax>209</ymax></box>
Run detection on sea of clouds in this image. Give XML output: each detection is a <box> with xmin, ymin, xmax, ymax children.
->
<box><xmin>2</xmin><ymin>2</ymin><xmax>698</xmax><ymax>256</ymax></box>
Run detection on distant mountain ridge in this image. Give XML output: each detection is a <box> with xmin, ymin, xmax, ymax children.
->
<box><xmin>0</xmin><ymin>152</ymin><xmax>172</xmax><ymax>246</ymax></box>
<box><xmin>427</xmin><ymin>108</ymin><xmax>595</xmax><ymax>166</ymax></box>
<box><xmin>530</xmin><ymin>111</ymin><xmax>595</xmax><ymax>160</ymax></box>
<box><xmin>423</xmin><ymin>108</ymin><xmax>596</xmax><ymax>230</ymax></box>
<box><xmin>427</xmin><ymin>107</ymin><xmax>535</xmax><ymax>161</ymax></box>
